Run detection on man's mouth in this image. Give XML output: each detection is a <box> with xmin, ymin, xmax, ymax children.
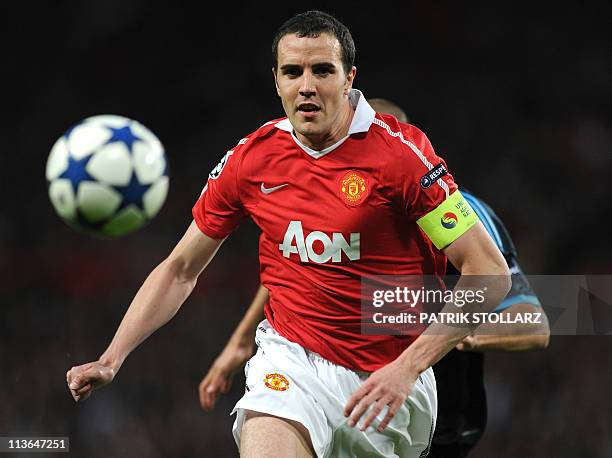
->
<box><xmin>297</xmin><ymin>103</ymin><xmax>321</xmax><ymax>113</ymax></box>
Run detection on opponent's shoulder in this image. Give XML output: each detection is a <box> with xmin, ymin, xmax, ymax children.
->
<box><xmin>462</xmin><ymin>191</ymin><xmax>517</xmax><ymax>257</ymax></box>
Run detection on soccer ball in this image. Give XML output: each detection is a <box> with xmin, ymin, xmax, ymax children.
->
<box><xmin>46</xmin><ymin>115</ymin><xmax>169</xmax><ymax>237</ymax></box>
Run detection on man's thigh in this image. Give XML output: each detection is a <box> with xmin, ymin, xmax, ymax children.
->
<box><xmin>240</xmin><ymin>410</ymin><xmax>315</xmax><ymax>458</ymax></box>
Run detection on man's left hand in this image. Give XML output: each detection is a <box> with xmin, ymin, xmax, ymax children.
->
<box><xmin>344</xmin><ymin>359</ymin><xmax>417</xmax><ymax>432</ymax></box>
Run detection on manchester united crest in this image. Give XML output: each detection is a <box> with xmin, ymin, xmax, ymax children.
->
<box><xmin>264</xmin><ymin>373</ymin><xmax>290</xmax><ymax>391</ymax></box>
<box><xmin>339</xmin><ymin>171</ymin><xmax>369</xmax><ymax>206</ymax></box>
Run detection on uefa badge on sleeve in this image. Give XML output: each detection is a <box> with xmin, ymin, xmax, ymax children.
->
<box><xmin>339</xmin><ymin>170</ymin><xmax>369</xmax><ymax>207</ymax></box>
<box><xmin>420</xmin><ymin>163</ymin><xmax>448</xmax><ymax>189</ymax></box>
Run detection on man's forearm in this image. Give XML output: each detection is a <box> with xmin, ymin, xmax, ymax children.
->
<box><xmin>467</xmin><ymin>303</ymin><xmax>550</xmax><ymax>351</ymax></box>
<box><xmin>398</xmin><ymin>273</ymin><xmax>511</xmax><ymax>374</ymax></box>
<box><xmin>466</xmin><ymin>333</ymin><xmax>549</xmax><ymax>351</ymax></box>
<box><xmin>99</xmin><ymin>258</ymin><xmax>198</xmax><ymax>372</ymax></box>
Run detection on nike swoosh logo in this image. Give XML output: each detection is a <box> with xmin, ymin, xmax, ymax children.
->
<box><xmin>261</xmin><ymin>183</ymin><xmax>289</xmax><ymax>194</ymax></box>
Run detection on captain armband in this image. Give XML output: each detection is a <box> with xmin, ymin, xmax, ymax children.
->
<box><xmin>417</xmin><ymin>190</ymin><xmax>479</xmax><ymax>249</ymax></box>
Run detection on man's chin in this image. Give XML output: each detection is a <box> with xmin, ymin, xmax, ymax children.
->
<box><xmin>292</xmin><ymin>120</ymin><xmax>321</xmax><ymax>137</ymax></box>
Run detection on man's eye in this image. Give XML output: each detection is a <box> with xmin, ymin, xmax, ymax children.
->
<box><xmin>284</xmin><ymin>68</ymin><xmax>301</xmax><ymax>77</ymax></box>
<box><xmin>315</xmin><ymin>68</ymin><xmax>331</xmax><ymax>75</ymax></box>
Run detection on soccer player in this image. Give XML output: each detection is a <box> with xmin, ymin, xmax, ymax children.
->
<box><xmin>362</xmin><ymin>100</ymin><xmax>550</xmax><ymax>457</ymax></box>
<box><xmin>199</xmin><ymin>99</ymin><xmax>550</xmax><ymax>458</ymax></box>
<box><xmin>66</xmin><ymin>11</ymin><xmax>511</xmax><ymax>457</ymax></box>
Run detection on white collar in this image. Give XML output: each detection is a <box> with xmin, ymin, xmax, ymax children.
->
<box><xmin>274</xmin><ymin>89</ymin><xmax>375</xmax><ymax>159</ymax></box>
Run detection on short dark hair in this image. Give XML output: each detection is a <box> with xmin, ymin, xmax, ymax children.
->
<box><xmin>272</xmin><ymin>10</ymin><xmax>356</xmax><ymax>74</ymax></box>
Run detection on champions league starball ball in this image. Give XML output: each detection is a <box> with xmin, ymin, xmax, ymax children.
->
<box><xmin>46</xmin><ymin>115</ymin><xmax>169</xmax><ymax>237</ymax></box>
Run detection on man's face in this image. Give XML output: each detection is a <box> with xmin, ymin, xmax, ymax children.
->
<box><xmin>274</xmin><ymin>33</ymin><xmax>356</xmax><ymax>145</ymax></box>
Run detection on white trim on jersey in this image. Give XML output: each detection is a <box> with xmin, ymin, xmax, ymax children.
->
<box><xmin>372</xmin><ymin>117</ymin><xmax>450</xmax><ymax>197</ymax></box>
<box><xmin>274</xmin><ymin>89</ymin><xmax>376</xmax><ymax>159</ymax></box>
<box><xmin>274</xmin><ymin>118</ymin><xmax>292</xmax><ymax>132</ymax></box>
<box><xmin>347</xmin><ymin>89</ymin><xmax>376</xmax><ymax>135</ymax></box>
<box><xmin>290</xmin><ymin>132</ymin><xmax>350</xmax><ymax>159</ymax></box>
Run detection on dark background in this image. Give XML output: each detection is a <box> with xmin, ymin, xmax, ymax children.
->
<box><xmin>2</xmin><ymin>2</ymin><xmax>611</xmax><ymax>457</ymax></box>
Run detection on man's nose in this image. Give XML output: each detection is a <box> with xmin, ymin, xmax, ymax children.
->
<box><xmin>299</xmin><ymin>70</ymin><xmax>316</xmax><ymax>98</ymax></box>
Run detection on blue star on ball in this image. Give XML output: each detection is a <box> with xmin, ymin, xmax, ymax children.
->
<box><xmin>105</xmin><ymin>124</ymin><xmax>142</xmax><ymax>153</ymax></box>
<box><xmin>59</xmin><ymin>153</ymin><xmax>96</xmax><ymax>195</ymax></box>
<box><xmin>113</xmin><ymin>171</ymin><xmax>151</xmax><ymax>212</ymax></box>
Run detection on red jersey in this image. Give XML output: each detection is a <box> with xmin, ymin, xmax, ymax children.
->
<box><xmin>193</xmin><ymin>90</ymin><xmax>461</xmax><ymax>372</ymax></box>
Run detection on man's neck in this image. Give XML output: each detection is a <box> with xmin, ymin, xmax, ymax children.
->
<box><xmin>296</xmin><ymin>100</ymin><xmax>355</xmax><ymax>151</ymax></box>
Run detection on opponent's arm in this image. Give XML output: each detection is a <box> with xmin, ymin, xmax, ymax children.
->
<box><xmin>199</xmin><ymin>285</ymin><xmax>268</xmax><ymax>411</ymax></box>
<box><xmin>457</xmin><ymin>302</ymin><xmax>550</xmax><ymax>351</ymax></box>
<box><xmin>345</xmin><ymin>222</ymin><xmax>511</xmax><ymax>431</ymax></box>
<box><xmin>66</xmin><ymin>221</ymin><xmax>223</xmax><ymax>402</ymax></box>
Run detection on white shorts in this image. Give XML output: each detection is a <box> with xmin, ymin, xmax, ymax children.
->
<box><xmin>232</xmin><ymin>320</ymin><xmax>437</xmax><ymax>457</ymax></box>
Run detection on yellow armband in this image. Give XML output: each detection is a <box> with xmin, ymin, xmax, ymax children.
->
<box><xmin>416</xmin><ymin>190</ymin><xmax>479</xmax><ymax>249</ymax></box>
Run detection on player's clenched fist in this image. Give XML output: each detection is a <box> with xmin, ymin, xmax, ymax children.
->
<box><xmin>66</xmin><ymin>361</ymin><xmax>115</xmax><ymax>402</ymax></box>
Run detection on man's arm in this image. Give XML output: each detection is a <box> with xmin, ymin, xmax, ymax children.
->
<box><xmin>199</xmin><ymin>285</ymin><xmax>268</xmax><ymax>411</ymax></box>
<box><xmin>66</xmin><ymin>221</ymin><xmax>223</xmax><ymax>402</ymax></box>
<box><xmin>393</xmin><ymin>221</ymin><xmax>512</xmax><ymax>376</ymax></box>
<box><xmin>457</xmin><ymin>245</ymin><xmax>550</xmax><ymax>352</ymax></box>
<box><xmin>457</xmin><ymin>302</ymin><xmax>550</xmax><ymax>351</ymax></box>
<box><xmin>344</xmin><ymin>222</ymin><xmax>511</xmax><ymax>432</ymax></box>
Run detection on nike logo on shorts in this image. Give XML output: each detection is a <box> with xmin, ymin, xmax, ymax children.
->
<box><xmin>261</xmin><ymin>183</ymin><xmax>289</xmax><ymax>194</ymax></box>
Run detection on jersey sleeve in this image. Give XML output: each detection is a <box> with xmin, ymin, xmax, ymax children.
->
<box><xmin>398</xmin><ymin>125</ymin><xmax>479</xmax><ymax>250</ymax></box>
<box><xmin>192</xmin><ymin>139</ymin><xmax>248</xmax><ymax>239</ymax></box>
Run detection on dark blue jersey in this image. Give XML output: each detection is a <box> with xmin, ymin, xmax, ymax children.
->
<box><xmin>447</xmin><ymin>190</ymin><xmax>541</xmax><ymax>312</ymax></box>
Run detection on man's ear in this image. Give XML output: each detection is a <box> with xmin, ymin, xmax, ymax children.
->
<box><xmin>272</xmin><ymin>68</ymin><xmax>280</xmax><ymax>96</ymax></box>
<box><xmin>344</xmin><ymin>66</ymin><xmax>357</xmax><ymax>95</ymax></box>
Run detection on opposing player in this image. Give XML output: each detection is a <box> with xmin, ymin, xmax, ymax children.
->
<box><xmin>66</xmin><ymin>12</ymin><xmax>510</xmax><ymax>457</ymax></box>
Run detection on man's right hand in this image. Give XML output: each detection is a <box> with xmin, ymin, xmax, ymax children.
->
<box><xmin>199</xmin><ymin>342</ymin><xmax>254</xmax><ymax>412</ymax></box>
<box><xmin>66</xmin><ymin>361</ymin><xmax>115</xmax><ymax>402</ymax></box>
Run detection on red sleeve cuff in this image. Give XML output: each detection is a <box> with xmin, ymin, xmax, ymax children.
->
<box><xmin>191</xmin><ymin>207</ymin><xmax>230</xmax><ymax>240</ymax></box>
